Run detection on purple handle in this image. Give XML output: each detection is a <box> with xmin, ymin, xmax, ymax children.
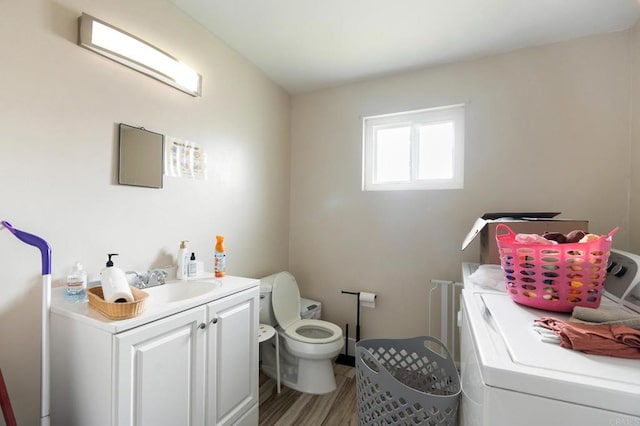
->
<box><xmin>2</xmin><ymin>221</ymin><xmax>52</xmax><ymax>275</ymax></box>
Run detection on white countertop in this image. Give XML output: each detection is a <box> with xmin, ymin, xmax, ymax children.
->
<box><xmin>51</xmin><ymin>274</ymin><xmax>259</xmax><ymax>334</ymax></box>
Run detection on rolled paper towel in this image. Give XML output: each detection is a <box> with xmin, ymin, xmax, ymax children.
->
<box><xmin>101</xmin><ymin>272</ymin><xmax>134</xmax><ymax>303</ymax></box>
<box><xmin>359</xmin><ymin>292</ymin><xmax>376</xmax><ymax>308</ymax></box>
<box><xmin>104</xmin><ymin>288</ymin><xmax>135</xmax><ymax>303</ymax></box>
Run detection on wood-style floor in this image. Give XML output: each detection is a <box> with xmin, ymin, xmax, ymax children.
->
<box><xmin>258</xmin><ymin>363</ymin><xmax>358</xmax><ymax>426</ymax></box>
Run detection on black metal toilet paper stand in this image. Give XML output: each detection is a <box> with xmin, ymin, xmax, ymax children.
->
<box><xmin>336</xmin><ymin>290</ymin><xmax>360</xmax><ymax>367</ymax></box>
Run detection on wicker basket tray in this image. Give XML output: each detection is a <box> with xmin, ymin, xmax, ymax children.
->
<box><xmin>87</xmin><ymin>286</ymin><xmax>148</xmax><ymax>320</ymax></box>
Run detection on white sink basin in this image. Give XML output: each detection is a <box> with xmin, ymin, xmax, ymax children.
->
<box><xmin>144</xmin><ymin>280</ymin><xmax>222</xmax><ymax>304</ymax></box>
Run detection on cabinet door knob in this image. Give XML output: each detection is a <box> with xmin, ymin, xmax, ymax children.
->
<box><xmin>210</xmin><ymin>317</ymin><xmax>218</xmax><ymax>324</ymax></box>
<box><xmin>199</xmin><ymin>323</ymin><xmax>206</xmax><ymax>330</ymax></box>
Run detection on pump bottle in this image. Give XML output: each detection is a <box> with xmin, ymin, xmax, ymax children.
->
<box><xmin>66</xmin><ymin>261</ymin><xmax>87</xmax><ymax>303</ymax></box>
<box><xmin>188</xmin><ymin>252</ymin><xmax>197</xmax><ymax>278</ymax></box>
<box><xmin>100</xmin><ymin>253</ymin><xmax>133</xmax><ymax>303</ymax></box>
<box><xmin>177</xmin><ymin>240</ymin><xmax>189</xmax><ymax>280</ymax></box>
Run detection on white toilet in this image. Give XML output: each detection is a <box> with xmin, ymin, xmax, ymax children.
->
<box><xmin>259</xmin><ymin>271</ymin><xmax>344</xmax><ymax>394</ymax></box>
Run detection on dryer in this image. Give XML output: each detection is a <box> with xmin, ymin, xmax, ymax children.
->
<box><xmin>460</xmin><ymin>250</ymin><xmax>640</xmax><ymax>426</ymax></box>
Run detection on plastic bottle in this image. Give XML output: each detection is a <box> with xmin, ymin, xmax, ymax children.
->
<box><xmin>177</xmin><ymin>240</ymin><xmax>190</xmax><ymax>280</ymax></box>
<box><xmin>66</xmin><ymin>261</ymin><xmax>87</xmax><ymax>303</ymax></box>
<box><xmin>100</xmin><ymin>253</ymin><xmax>133</xmax><ymax>303</ymax></box>
<box><xmin>214</xmin><ymin>235</ymin><xmax>226</xmax><ymax>278</ymax></box>
<box><xmin>188</xmin><ymin>252</ymin><xmax>197</xmax><ymax>278</ymax></box>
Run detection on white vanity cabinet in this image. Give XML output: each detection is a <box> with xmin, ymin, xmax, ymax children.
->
<box><xmin>206</xmin><ymin>290</ymin><xmax>259</xmax><ymax>426</ymax></box>
<box><xmin>115</xmin><ymin>306</ymin><xmax>207</xmax><ymax>426</ymax></box>
<box><xmin>51</xmin><ymin>277</ymin><xmax>259</xmax><ymax>426</ymax></box>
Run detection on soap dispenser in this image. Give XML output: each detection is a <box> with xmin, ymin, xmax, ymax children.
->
<box><xmin>177</xmin><ymin>240</ymin><xmax>189</xmax><ymax>280</ymax></box>
<box><xmin>187</xmin><ymin>252</ymin><xmax>197</xmax><ymax>278</ymax></box>
<box><xmin>66</xmin><ymin>261</ymin><xmax>87</xmax><ymax>303</ymax></box>
<box><xmin>100</xmin><ymin>253</ymin><xmax>134</xmax><ymax>303</ymax></box>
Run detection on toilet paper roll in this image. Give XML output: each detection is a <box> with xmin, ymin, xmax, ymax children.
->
<box><xmin>359</xmin><ymin>292</ymin><xmax>377</xmax><ymax>309</ymax></box>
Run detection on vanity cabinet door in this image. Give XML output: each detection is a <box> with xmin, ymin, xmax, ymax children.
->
<box><xmin>115</xmin><ymin>307</ymin><xmax>207</xmax><ymax>426</ymax></box>
<box><xmin>206</xmin><ymin>287</ymin><xmax>259</xmax><ymax>426</ymax></box>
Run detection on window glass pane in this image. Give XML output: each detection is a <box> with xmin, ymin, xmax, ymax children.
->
<box><xmin>362</xmin><ymin>104</ymin><xmax>464</xmax><ymax>191</ymax></box>
<box><xmin>418</xmin><ymin>121</ymin><xmax>454</xmax><ymax>179</ymax></box>
<box><xmin>374</xmin><ymin>127</ymin><xmax>410</xmax><ymax>183</ymax></box>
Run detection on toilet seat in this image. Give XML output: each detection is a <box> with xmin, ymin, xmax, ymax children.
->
<box><xmin>285</xmin><ymin>319</ymin><xmax>342</xmax><ymax>344</ymax></box>
<box><xmin>271</xmin><ymin>272</ymin><xmax>301</xmax><ymax>330</ymax></box>
<box><xmin>271</xmin><ymin>272</ymin><xmax>341</xmax><ymax>344</ymax></box>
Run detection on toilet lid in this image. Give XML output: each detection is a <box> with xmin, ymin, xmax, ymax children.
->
<box><xmin>271</xmin><ymin>271</ymin><xmax>301</xmax><ymax>329</ymax></box>
<box><xmin>285</xmin><ymin>319</ymin><xmax>342</xmax><ymax>344</ymax></box>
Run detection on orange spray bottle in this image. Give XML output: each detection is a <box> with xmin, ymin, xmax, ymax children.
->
<box><xmin>214</xmin><ymin>235</ymin><xmax>226</xmax><ymax>277</ymax></box>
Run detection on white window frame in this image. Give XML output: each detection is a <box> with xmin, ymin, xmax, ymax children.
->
<box><xmin>362</xmin><ymin>104</ymin><xmax>465</xmax><ymax>191</ymax></box>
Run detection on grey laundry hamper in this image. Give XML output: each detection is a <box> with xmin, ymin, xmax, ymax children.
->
<box><xmin>355</xmin><ymin>336</ymin><xmax>461</xmax><ymax>426</ymax></box>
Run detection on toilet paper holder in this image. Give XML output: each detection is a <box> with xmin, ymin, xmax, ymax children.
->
<box><xmin>337</xmin><ymin>290</ymin><xmax>370</xmax><ymax>366</ymax></box>
<box><xmin>341</xmin><ymin>291</ymin><xmax>361</xmax><ymax>343</ymax></box>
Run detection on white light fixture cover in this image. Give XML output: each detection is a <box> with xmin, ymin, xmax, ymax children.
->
<box><xmin>78</xmin><ymin>13</ymin><xmax>202</xmax><ymax>97</ymax></box>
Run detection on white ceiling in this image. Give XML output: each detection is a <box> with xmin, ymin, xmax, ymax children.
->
<box><xmin>169</xmin><ymin>0</ymin><xmax>640</xmax><ymax>94</ymax></box>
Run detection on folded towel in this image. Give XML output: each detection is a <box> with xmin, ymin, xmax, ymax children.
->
<box><xmin>534</xmin><ymin>317</ymin><xmax>640</xmax><ymax>359</ymax></box>
<box><xmin>616</xmin><ymin>325</ymin><xmax>640</xmax><ymax>347</ymax></box>
<box><xmin>571</xmin><ymin>305</ymin><xmax>640</xmax><ymax>329</ymax></box>
<box><xmin>468</xmin><ymin>264</ymin><xmax>506</xmax><ymax>292</ymax></box>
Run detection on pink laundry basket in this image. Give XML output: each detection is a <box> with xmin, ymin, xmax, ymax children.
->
<box><xmin>495</xmin><ymin>224</ymin><xmax>617</xmax><ymax>312</ymax></box>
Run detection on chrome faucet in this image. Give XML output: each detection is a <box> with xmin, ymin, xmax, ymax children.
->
<box><xmin>147</xmin><ymin>269</ymin><xmax>167</xmax><ymax>287</ymax></box>
<box><xmin>125</xmin><ymin>271</ymin><xmax>146</xmax><ymax>288</ymax></box>
<box><xmin>126</xmin><ymin>269</ymin><xmax>168</xmax><ymax>288</ymax></box>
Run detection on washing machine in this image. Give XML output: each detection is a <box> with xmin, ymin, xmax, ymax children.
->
<box><xmin>460</xmin><ymin>250</ymin><xmax>640</xmax><ymax>426</ymax></box>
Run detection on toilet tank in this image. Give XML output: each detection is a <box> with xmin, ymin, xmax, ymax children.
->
<box><xmin>260</xmin><ymin>281</ymin><xmax>277</xmax><ymax>325</ymax></box>
<box><xmin>300</xmin><ymin>297</ymin><xmax>322</xmax><ymax>320</ymax></box>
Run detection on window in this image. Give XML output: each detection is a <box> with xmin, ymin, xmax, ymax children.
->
<box><xmin>362</xmin><ymin>104</ymin><xmax>464</xmax><ymax>191</ymax></box>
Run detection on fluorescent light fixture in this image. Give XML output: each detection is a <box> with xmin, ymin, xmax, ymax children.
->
<box><xmin>78</xmin><ymin>13</ymin><xmax>202</xmax><ymax>97</ymax></box>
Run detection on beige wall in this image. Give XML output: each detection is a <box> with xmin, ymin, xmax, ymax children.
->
<box><xmin>0</xmin><ymin>1</ymin><xmax>290</xmax><ymax>424</ymax></box>
<box><xmin>290</xmin><ymin>30</ymin><xmax>632</xmax><ymax>343</ymax></box>
<box><xmin>2</xmin><ymin>2</ymin><xmax>639</xmax><ymax>423</ymax></box>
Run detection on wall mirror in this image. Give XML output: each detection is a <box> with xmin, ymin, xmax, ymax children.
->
<box><xmin>118</xmin><ymin>124</ymin><xmax>164</xmax><ymax>188</ymax></box>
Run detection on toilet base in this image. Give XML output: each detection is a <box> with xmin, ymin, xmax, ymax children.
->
<box><xmin>261</xmin><ymin>359</ymin><xmax>337</xmax><ymax>395</ymax></box>
<box><xmin>260</xmin><ymin>340</ymin><xmax>338</xmax><ymax>394</ymax></box>
<box><xmin>295</xmin><ymin>357</ymin><xmax>338</xmax><ymax>394</ymax></box>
